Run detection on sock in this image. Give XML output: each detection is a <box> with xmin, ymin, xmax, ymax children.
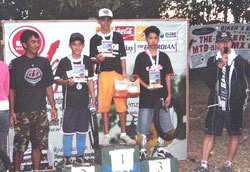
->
<box><xmin>120</xmin><ymin>132</ymin><xmax>126</xmax><ymax>137</ymax></box>
<box><xmin>104</xmin><ymin>134</ymin><xmax>110</xmax><ymax>138</ymax></box>
<box><xmin>76</xmin><ymin>133</ymin><xmax>86</xmax><ymax>156</ymax></box>
<box><xmin>157</xmin><ymin>137</ymin><xmax>165</xmax><ymax>147</ymax></box>
<box><xmin>226</xmin><ymin>160</ymin><xmax>232</xmax><ymax>166</ymax></box>
<box><xmin>201</xmin><ymin>160</ymin><xmax>208</xmax><ymax>169</ymax></box>
<box><xmin>141</xmin><ymin>134</ymin><xmax>147</xmax><ymax>148</ymax></box>
<box><xmin>63</xmin><ymin>134</ymin><xmax>73</xmax><ymax>157</ymax></box>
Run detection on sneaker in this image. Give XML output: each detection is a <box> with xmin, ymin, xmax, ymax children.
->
<box><xmin>119</xmin><ymin>135</ymin><xmax>136</xmax><ymax>146</ymax></box>
<box><xmin>139</xmin><ymin>148</ymin><xmax>147</xmax><ymax>161</ymax></box>
<box><xmin>222</xmin><ymin>164</ymin><xmax>232</xmax><ymax>172</ymax></box>
<box><xmin>60</xmin><ymin>156</ymin><xmax>73</xmax><ymax>167</ymax></box>
<box><xmin>100</xmin><ymin>135</ymin><xmax>111</xmax><ymax>147</ymax></box>
<box><xmin>192</xmin><ymin>164</ymin><xmax>208</xmax><ymax>172</ymax></box>
<box><xmin>74</xmin><ymin>156</ymin><xmax>85</xmax><ymax>165</ymax></box>
<box><xmin>157</xmin><ymin>147</ymin><xmax>174</xmax><ymax>159</ymax></box>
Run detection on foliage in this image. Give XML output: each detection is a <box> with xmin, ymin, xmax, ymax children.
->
<box><xmin>160</xmin><ymin>0</ymin><xmax>249</xmax><ymax>25</ymax></box>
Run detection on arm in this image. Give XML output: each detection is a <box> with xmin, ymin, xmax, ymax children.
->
<box><xmin>121</xmin><ymin>59</ymin><xmax>128</xmax><ymax>78</ymax></box>
<box><xmin>46</xmin><ymin>86</ymin><xmax>57</xmax><ymax>120</ymax></box>
<box><xmin>55</xmin><ymin>78</ymin><xmax>75</xmax><ymax>87</ymax></box>
<box><xmin>88</xmin><ymin>79</ymin><xmax>96</xmax><ymax>108</ymax></box>
<box><xmin>165</xmin><ymin>75</ymin><xmax>172</xmax><ymax>105</ymax></box>
<box><xmin>9</xmin><ymin>89</ymin><xmax>17</xmax><ymax>127</ymax></box>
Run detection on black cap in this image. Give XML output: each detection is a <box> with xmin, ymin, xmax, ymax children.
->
<box><xmin>69</xmin><ymin>32</ymin><xmax>84</xmax><ymax>44</ymax></box>
<box><xmin>144</xmin><ymin>26</ymin><xmax>160</xmax><ymax>38</ymax></box>
<box><xmin>216</xmin><ymin>31</ymin><xmax>232</xmax><ymax>42</ymax></box>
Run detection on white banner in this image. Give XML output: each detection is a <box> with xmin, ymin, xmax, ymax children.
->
<box><xmin>190</xmin><ymin>23</ymin><xmax>250</xmax><ymax>69</ymax></box>
<box><xmin>3</xmin><ymin>19</ymin><xmax>188</xmax><ymax>169</ymax></box>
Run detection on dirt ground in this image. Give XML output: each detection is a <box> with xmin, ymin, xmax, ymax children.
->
<box><xmin>179</xmin><ymin>79</ymin><xmax>250</xmax><ymax>172</ymax></box>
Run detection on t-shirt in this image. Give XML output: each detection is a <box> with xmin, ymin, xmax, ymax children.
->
<box><xmin>89</xmin><ymin>31</ymin><xmax>126</xmax><ymax>74</ymax></box>
<box><xmin>54</xmin><ymin>55</ymin><xmax>93</xmax><ymax>109</ymax></box>
<box><xmin>133</xmin><ymin>51</ymin><xmax>174</xmax><ymax>108</ymax></box>
<box><xmin>9</xmin><ymin>55</ymin><xmax>54</xmax><ymax>113</ymax></box>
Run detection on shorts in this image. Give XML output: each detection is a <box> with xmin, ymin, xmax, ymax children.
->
<box><xmin>205</xmin><ymin>106</ymin><xmax>243</xmax><ymax>136</ymax></box>
<box><xmin>136</xmin><ymin>108</ymin><xmax>173</xmax><ymax>135</ymax></box>
<box><xmin>14</xmin><ymin>110</ymin><xmax>49</xmax><ymax>153</ymax></box>
<box><xmin>98</xmin><ymin>71</ymin><xmax>127</xmax><ymax>113</ymax></box>
<box><xmin>62</xmin><ymin>107</ymin><xmax>89</xmax><ymax>134</ymax></box>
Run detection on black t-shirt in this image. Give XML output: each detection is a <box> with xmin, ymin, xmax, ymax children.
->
<box><xmin>89</xmin><ymin>31</ymin><xmax>126</xmax><ymax>74</ymax></box>
<box><xmin>10</xmin><ymin>55</ymin><xmax>54</xmax><ymax>113</ymax></box>
<box><xmin>133</xmin><ymin>51</ymin><xmax>174</xmax><ymax>108</ymax></box>
<box><xmin>54</xmin><ymin>55</ymin><xmax>93</xmax><ymax>109</ymax></box>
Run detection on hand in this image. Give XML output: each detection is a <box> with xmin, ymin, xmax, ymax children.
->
<box><xmin>122</xmin><ymin>72</ymin><xmax>129</xmax><ymax>79</ymax></box>
<box><xmin>219</xmin><ymin>54</ymin><xmax>228</xmax><ymax>68</ymax></box>
<box><xmin>9</xmin><ymin>113</ymin><xmax>17</xmax><ymax>128</ymax></box>
<box><xmin>67</xmin><ymin>78</ymin><xmax>75</xmax><ymax>86</ymax></box>
<box><xmin>50</xmin><ymin>107</ymin><xmax>58</xmax><ymax>120</ymax></box>
<box><xmin>165</xmin><ymin>95</ymin><xmax>171</xmax><ymax>106</ymax></box>
<box><xmin>97</xmin><ymin>53</ymin><xmax>106</xmax><ymax>62</ymax></box>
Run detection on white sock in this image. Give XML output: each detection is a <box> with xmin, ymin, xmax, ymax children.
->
<box><xmin>201</xmin><ymin>160</ymin><xmax>208</xmax><ymax>168</ymax></box>
<box><xmin>120</xmin><ymin>132</ymin><xmax>126</xmax><ymax>137</ymax></box>
<box><xmin>104</xmin><ymin>134</ymin><xmax>110</xmax><ymax>137</ymax></box>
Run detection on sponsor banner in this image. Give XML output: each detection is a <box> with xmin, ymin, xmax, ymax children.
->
<box><xmin>160</xmin><ymin>31</ymin><xmax>178</xmax><ymax>40</ymax></box>
<box><xmin>190</xmin><ymin>23</ymin><xmax>250</xmax><ymax>68</ymax></box>
<box><xmin>3</xmin><ymin>20</ymin><xmax>188</xmax><ymax>165</ymax></box>
<box><xmin>115</xmin><ymin>26</ymin><xmax>134</xmax><ymax>41</ymax></box>
<box><xmin>136</xmin><ymin>26</ymin><xmax>148</xmax><ymax>41</ymax></box>
<box><xmin>125</xmin><ymin>41</ymin><xmax>135</xmax><ymax>53</ymax></box>
<box><xmin>136</xmin><ymin>42</ymin><xmax>177</xmax><ymax>52</ymax></box>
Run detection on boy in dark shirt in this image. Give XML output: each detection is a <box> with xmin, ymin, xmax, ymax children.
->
<box><xmin>55</xmin><ymin>33</ymin><xmax>95</xmax><ymax>166</ymax></box>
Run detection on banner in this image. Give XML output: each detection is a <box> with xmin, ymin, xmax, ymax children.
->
<box><xmin>190</xmin><ymin>23</ymin><xmax>250</xmax><ymax>69</ymax></box>
<box><xmin>2</xmin><ymin>19</ymin><xmax>188</xmax><ymax>169</ymax></box>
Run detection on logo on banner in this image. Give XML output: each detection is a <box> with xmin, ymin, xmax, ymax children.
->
<box><xmin>136</xmin><ymin>26</ymin><xmax>148</xmax><ymax>41</ymax></box>
<box><xmin>163</xmin><ymin>31</ymin><xmax>178</xmax><ymax>40</ymax></box>
<box><xmin>136</xmin><ymin>42</ymin><xmax>177</xmax><ymax>52</ymax></box>
<box><xmin>8</xmin><ymin>26</ymin><xmax>45</xmax><ymax>57</ymax></box>
<box><xmin>125</xmin><ymin>42</ymin><xmax>135</xmax><ymax>53</ymax></box>
<box><xmin>115</xmin><ymin>26</ymin><xmax>134</xmax><ymax>41</ymax></box>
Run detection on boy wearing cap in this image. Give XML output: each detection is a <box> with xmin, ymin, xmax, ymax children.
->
<box><xmin>90</xmin><ymin>8</ymin><xmax>136</xmax><ymax>147</ymax></box>
<box><xmin>55</xmin><ymin>33</ymin><xmax>95</xmax><ymax>166</ymax></box>
<box><xmin>133</xmin><ymin>26</ymin><xmax>174</xmax><ymax>160</ymax></box>
<box><xmin>193</xmin><ymin>31</ymin><xmax>250</xmax><ymax>172</ymax></box>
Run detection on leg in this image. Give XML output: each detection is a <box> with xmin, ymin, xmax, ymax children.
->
<box><xmin>63</xmin><ymin>134</ymin><xmax>73</xmax><ymax>157</ymax></box>
<box><xmin>118</xmin><ymin>111</ymin><xmax>126</xmax><ymax>133</ymax></box>
<box><xmin>226</xmin><ymin>135</ymin><xmax>239</xmax><ymax>162</ymax></box>
<box><xmin>13</xmin><ymin>151</ymin><xmax>23</xmax><ymax>171</ymax></box>
<box><xmin>0</xmin><ymin>110</ymin><xmax>9</xmax><ymax>152</ymax></box>
<box><xmin>76</xmin><ymin>133</ymin><xmax>86</xmax><ymax>156</ymax></box>
<box><xmin>202</xmin><ymin>135</ymin><xmax>215</xmax><ymax>161</ymax></box>
<box><xmin>32</xmin><ymin>148</ymin><xmax>41</xmax><ymax>170</ymax></box>
<box><xmin>102</xmin><ymin>112</ymin><xmax>110</xmax><ymax>134</ymax></box>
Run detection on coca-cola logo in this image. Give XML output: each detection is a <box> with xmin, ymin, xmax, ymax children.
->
<box><xmin>115</xmin><ymin>26</ymin><xmax>134</xmax><ymax>41</ymax></box>
<box><xmin>8</xmin><ymin>26</ymin><xmax>45</xmax><ymax>57</ymax></box>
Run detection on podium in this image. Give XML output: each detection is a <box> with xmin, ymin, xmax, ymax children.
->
<box><xmin>56</xmin><ymin>144</ymin><xmax>178</xmax><ymax>172</ymax></box>
<box><xmin>95</xmin><ymin>144</ymin><xmax>140</xmax><ymax>172</ymax></box>
<box><xmin>140</xmin><ymin>157</ymin><xmax>178</xmax><ymax>172</ymax></box>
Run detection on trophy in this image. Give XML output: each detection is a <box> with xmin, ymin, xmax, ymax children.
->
<box><xmin>147</xmin><ymin>67</ymin><xmax>163</xmax><ymax>89</ymax></box>
<box><xmin>101</xmin><ymin>40</ymin><xmax>115</xmax><ymax>58</ymax></box>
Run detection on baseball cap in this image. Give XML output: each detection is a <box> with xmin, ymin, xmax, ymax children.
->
<box><xmin>69</xmin><ymin>32</ymin><xmax>84</xmax><ymax>44</ymax></box>
<box><xmin>216</xmin><ymin>31</ymin><xmax>232</xmax><ymax>42</ymax></box>
<box><xmin>98</xmin><ymin>8</ymin><xmax>113</xmax><ymax>19</ymax></box>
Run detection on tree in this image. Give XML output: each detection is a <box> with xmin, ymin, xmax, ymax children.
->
<box><xmin>160</xmin><ymin>0</ymin><xmax>249</xmax><ymax>25</ymax></box>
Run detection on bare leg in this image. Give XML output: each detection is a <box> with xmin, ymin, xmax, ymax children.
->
<box><xmin>32</xmin><ymin>148</ymin><xmax>41</xmax><ymax>170</ymax></box>
<box><xmin>226</xmin><ymin>135</ymin><xmax>239</xmax><ymax>162</ymax></box>
<box><xmin>13</xmin><ymin>151</ymin><xmax>23</xmax><ymax>171</ymax></box>
<box><xmin>202</xmin><ymin>135</ymin><xmax>215</xmax><ymax>161</ymax></box>
<box><xmin>102</xmin><ymin>112</ymin><xmax>109</xmax><ymax>134</ymax></box>
<box><xmin>119</xmin><ymin>112</ymin><xmax>126</xmax><ymax>133</ymax></box>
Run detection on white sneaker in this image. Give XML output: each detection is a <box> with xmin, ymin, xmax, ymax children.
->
<box><xmin>139</xmin><ymin>148</ymin><xmax>147</xmax><ymax>160</ymax></box>
<box><xmin>157</xmin><ymin>147</ymin><xmax>173</xmax><ymax>158</ymax></box>
<box><xmin>100</xmin><ymin>135</ymin><xmax>111</xmax><ymax>147</ymax></box>
<box><xmin>119</xmin><ymin>135</ymin><xmax>136</xmax><ymax>146</ymax></box>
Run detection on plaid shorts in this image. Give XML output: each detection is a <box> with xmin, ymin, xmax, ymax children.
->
<box><xmin>14</xmin><ymin>110</ymin><xmax>49</xmax><ymax>152</ymax></box>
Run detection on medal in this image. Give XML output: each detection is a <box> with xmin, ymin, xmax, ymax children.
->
<box><xmin>76</xmin><ymin>83</ymin><xmax>82</xmax><ymax>90</ymax></box>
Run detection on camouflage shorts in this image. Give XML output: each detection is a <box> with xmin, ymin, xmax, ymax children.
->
<box><xmin>14</xmin><ymin>110</ymin><xmax>49</xmax><ymax>153</ymax></box>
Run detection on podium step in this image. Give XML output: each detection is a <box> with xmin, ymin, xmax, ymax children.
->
<box><xmin>95</xmin><ymin>144</ymin><xmax>140</xmax><ymax>172</ymax></box>
<box><xmin>140</xmin><ymin>157</ymin><xmax>178</xmax><ymax>172</ymax></box>
<box><xmin>56</xmin><ymin>162</ymin><xmax>102</xmax><ymax>172</ymax></box>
